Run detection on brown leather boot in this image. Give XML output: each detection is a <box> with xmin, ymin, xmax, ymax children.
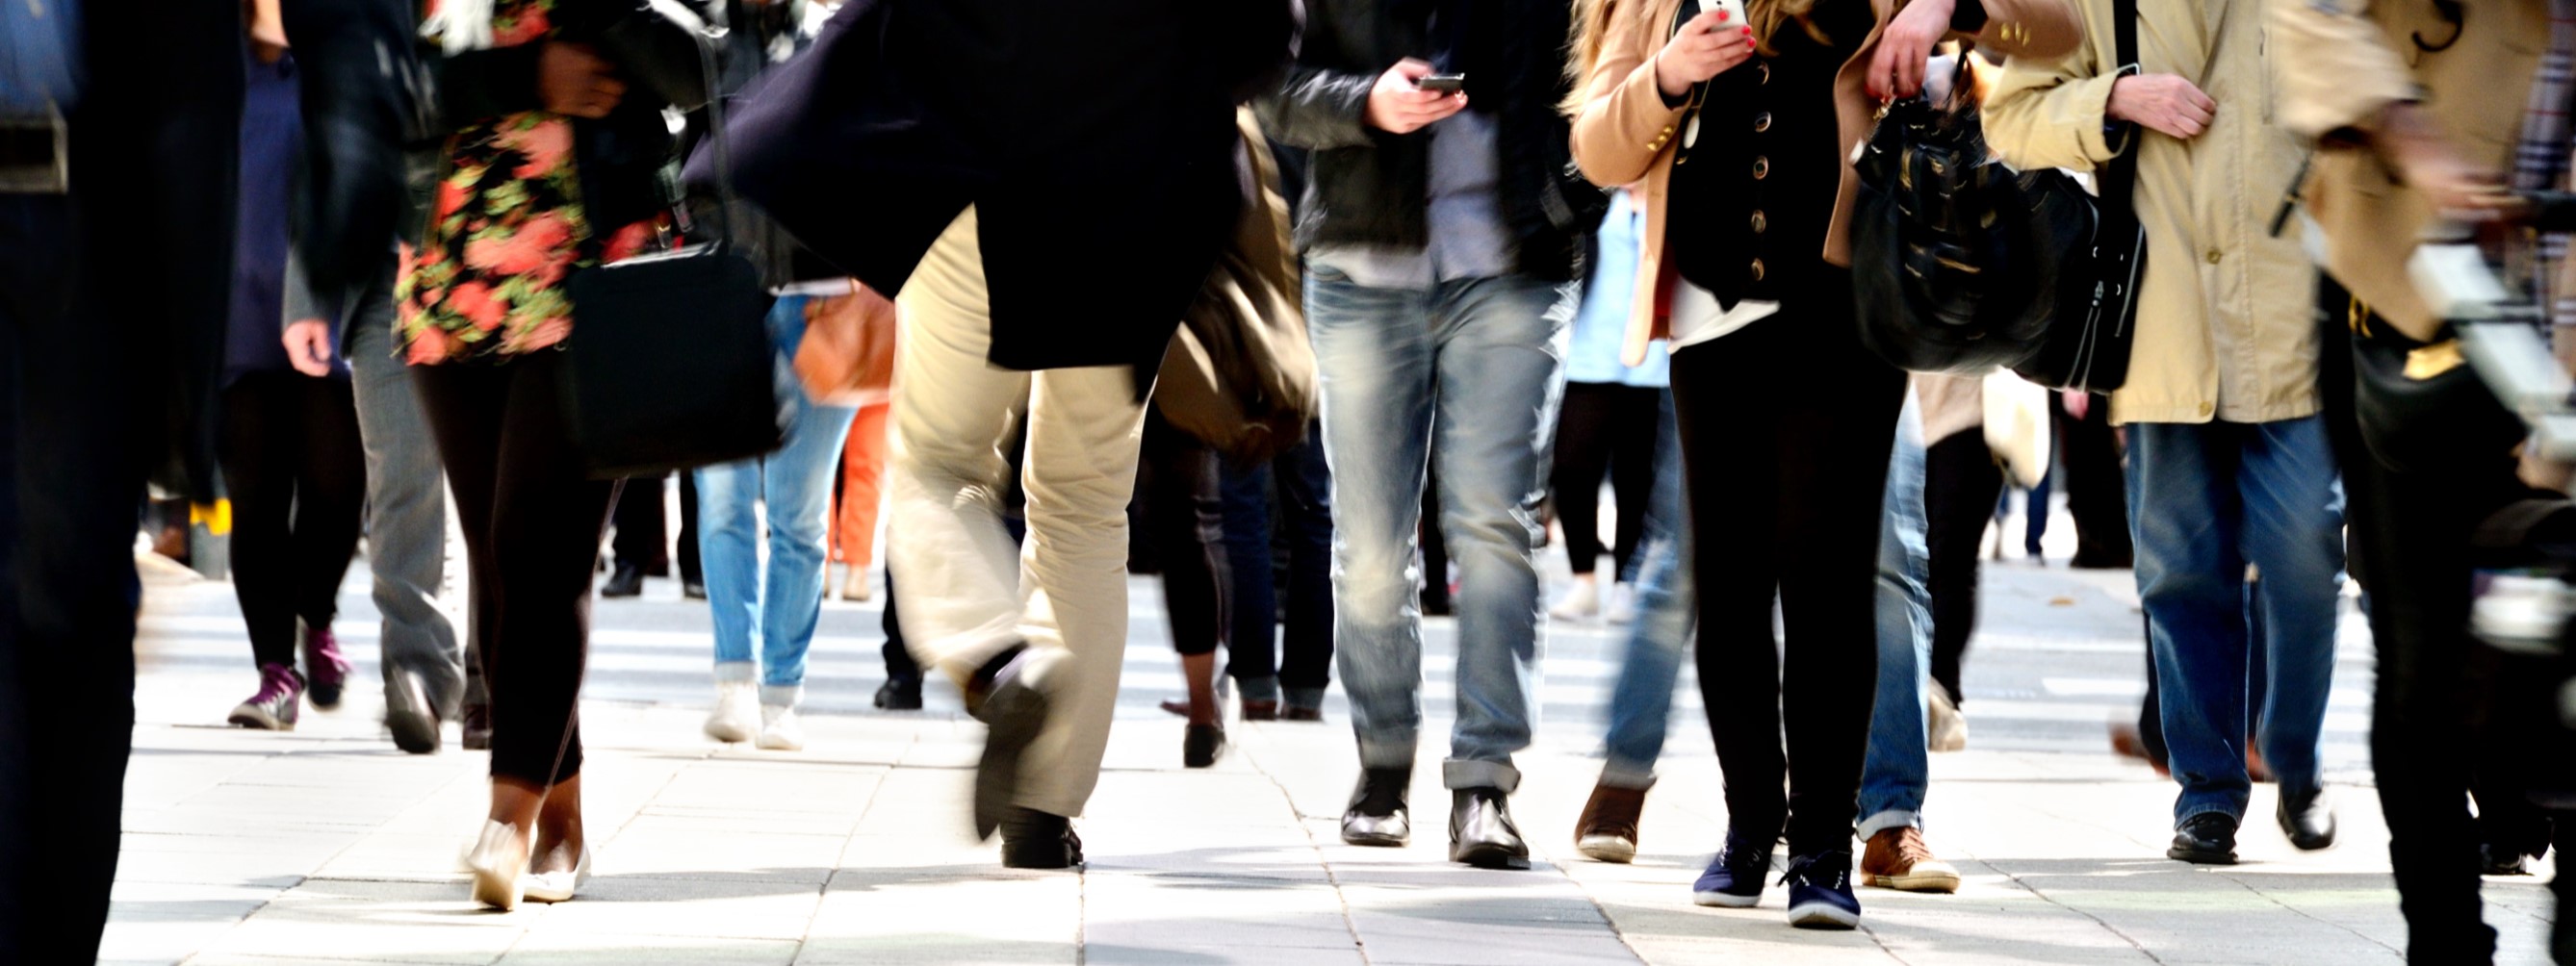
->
<box><xmin>1573</xmin><ymin>782</ymin><xmax>1647</xmax><ymax>863</ymax></box>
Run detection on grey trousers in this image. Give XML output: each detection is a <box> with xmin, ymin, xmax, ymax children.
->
<box><xmin>344</xmin><ymin>283</ymin><xmax>471</xmax><ymax>713</ymax></box>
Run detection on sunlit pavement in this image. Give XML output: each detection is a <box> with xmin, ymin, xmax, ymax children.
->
<box><xmin>102</xmin><ymin>536</ymin><xmax>2558</xmax><ymax>965</ymax></box>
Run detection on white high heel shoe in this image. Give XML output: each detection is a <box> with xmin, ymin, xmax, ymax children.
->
<box><xmin>464</xmin><ymin>820</ymin><xmax>528</xmax><ymax>911</ymax></box>
<box><xmin>523</xmin><ymin>843</ymin><xmax>592</xmax><ymax>903</ymax></box>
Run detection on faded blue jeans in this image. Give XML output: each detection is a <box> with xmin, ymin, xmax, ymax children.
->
<box><xmin>1306</xmin><ymin>266</ymin><xmax>1573</xmax><ymax>792</ymax></box>
<box><xmin>2128</xmin><ymin>417</ymin><xmax>2345</xmax><ymax>825</ymax></box>
<box><xmin>694</xmin><ymin>295</ymin><xmax>860</xmax><ymax>707</ymax></box>
<box><xmin>1599</xmin><ymin>390</ymin><xmax>1693</xmax><ymax>788</ymax></box>
<box><xmin>1860</xmin><ymin>394</ymin><xmax>1933</xmax><ymax>837</ymax></box>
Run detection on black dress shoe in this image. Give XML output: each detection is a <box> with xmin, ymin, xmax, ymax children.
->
<box><xmin>601</xmin><ymin>563</ymin><xmax>645</xmax><ymax>598</ymax></box>
<box><xmin>1183</xmin><ymin>724</ymin><xmax>1225</xmax><ymax>768</ymax></box>
<box><xmin>2168</xmin><ymin>813</ymin><xmax>2240</xmax><ymax>865</ymax></box>
<box><xmin>2277</xmin><ymin>788</ymin><xmax>2337</xmax><ymax>851</ymax></box>
<box><xmin>1449</xmin><ymin>787</ymin><xmax>1531</xmax><ymax>870</ymax></box>
<box><xmin>873</xmin><ymin>675</ymin><xmax>923</xmax><ymax>711</ymax></box>
<box><xmin>999</xmin><ymin>807</ymin><xmax>1084</xmax><ymax>870</ymax></box>
<box><xmin>968</xmin><ymin>646</ymin><xmax>1043</xmax><ymax>840</ymax></box>
<box><xmin>383</xmin><ymin>669</ymin><xmax>441</xmax><ymax>755</ymax></box>
<box><xmin>1340</xmin><ymin>767</ymin><xmax>1412</xmax><ymax>847</ymax></box>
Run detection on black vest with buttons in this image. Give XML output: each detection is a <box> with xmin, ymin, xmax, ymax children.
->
<box><xmin>1664</xmin><ymin>0</ymin><xmax>1872</xmax><ymax>307</ymax></box>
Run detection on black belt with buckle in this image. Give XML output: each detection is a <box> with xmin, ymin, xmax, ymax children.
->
<box><xmin>0</xmin><ymin>114</ymin><xmax>69</xmax><ymax>194</ymax></box>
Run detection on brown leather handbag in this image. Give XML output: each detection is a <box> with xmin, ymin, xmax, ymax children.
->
<box><xmin>1153</xmin><ymin>110</ymin><xmax>1315</xmax><ymax>465</ymax></box>
<box><xmin>793</xmin><ymin>282</ymin><xmax>899</xmax><ymax>408</ymax></box>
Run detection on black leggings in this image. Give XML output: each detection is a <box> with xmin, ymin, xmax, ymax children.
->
<box><xmin>1139</xmin><ymin>409</ymin><xmax>1229</xmax><ymax>657</ymax></box>
<box><xmin>1672</xmin><ymin>307</ymin><xmax>1905</xmax><ymax>858</ymax></box>
<box><xmin>1923</xmin><ymin>430</ymin><xmax>2002</xmax><ymax>707</ymax></box>
<box><xmin>413</xmin><ymin>354</ymin><xmax>615</xmax><ymax>787</ymax></box>
<box><xmin>219</xmin><ymin>372</ymin><xmax>367</xmax><ymax>669</ymax></box>
<box><xmin>1551</xmin><ymin>382</ymin><xmax>1661</xmax><ymax>578</ymax></box>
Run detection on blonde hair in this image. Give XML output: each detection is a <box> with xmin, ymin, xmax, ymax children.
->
<box><xmin>1562</xmin><ymin>0</ymin><xmax>1833</xmax><ymax>115</ymax></box>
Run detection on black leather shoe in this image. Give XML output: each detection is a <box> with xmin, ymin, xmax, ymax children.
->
<box><xmin>1183</xmin><ymin>724</ymin><xmax>1225</xmax><ymax>768</ymax></box>
<box><xmin>999</xmin><ymin>808</ymin><xmax>1084</xmax><ymax>870</ymax></box>
<box><xmin>601</xmin><ymin>563</ymin><xmax>645</xmax><ymax>598</ymax></box>
<box><xmin>1449</xmin><ymin>787</ymin><xmax>1531</xmax><ymax>870</ymax></box>
<box><xmin>2277</xmin><ymin>788</ymin><xmax>2337</xmax><ymax>851</ymax></box>
<box><xmin>1340</xmin><ymin>767</ymin><xmax>1411</xmax><ymax>847</ymax></box>
<box><xmin>2168</xmin><ymin>813</ymin><xmax>2240</xmax><ymax>865</ymax></box>
<box><xmin>968</xmin><ymin>646</ymin><xmax>1043</xmax><ymax>840</ymax></box>
<box><xmin>873</xmin><ymin>675</ymin><xmax>923</xmax><ymax>711</ymax></box>
<box><xmin>383</xmin><ymin>669</ymin><xmax>441</xmax><ymax>755</ymax></box>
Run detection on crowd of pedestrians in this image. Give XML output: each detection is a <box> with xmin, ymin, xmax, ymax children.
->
<box><xmin>6</xmin><ymin>0</ymin><xmax>2575</xmax><ymax>962</ymax></box>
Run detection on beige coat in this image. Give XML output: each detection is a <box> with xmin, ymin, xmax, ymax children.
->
<box><xmin>1983</xmin><ymin>0</ymin><xmax>2317</xmax><ymax>425</ymax></box>
<box><xmin>1569</xmin><ymin>0</ymin><xmax>2083</xmax><ymax>366</ymax></box>
<box><xmin>2272</xmin><ymin>0</ymin><xmax>2551</xmax><ymax>343</ymax></box>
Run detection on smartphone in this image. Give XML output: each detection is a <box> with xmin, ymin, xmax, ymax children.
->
<box><xmin>1416</xmin><ymin>73</ymin><xmax>1466</xmax><ymax>94</ymax></box>
<box><xmin>1696</xmin><ymin>0</ymin><xmax>1747</xmax><ymax>27</ymax></box>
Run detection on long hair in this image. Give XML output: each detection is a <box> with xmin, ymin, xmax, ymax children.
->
<box><xmin>1560</xmin><ymin>0</ymin><xmax>1832</xmax><ymax>118</ymax></box>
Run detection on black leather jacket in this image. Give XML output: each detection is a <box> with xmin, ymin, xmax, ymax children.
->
<box><xmin>1256</xmin><ymin>0</ymin><xmax>1605</xmax><ymax>283</ymax></box>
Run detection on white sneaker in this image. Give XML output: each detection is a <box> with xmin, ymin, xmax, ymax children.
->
<box><xmin>1604</xmin><ymin>582</ymin><xmax>1637</xmax><ymax>624</ymax></box>
<box><xmin>757</xmin><ymin>704</ymin><xmax>805</xmax><ymax>751</ymax></box>
<box><xmin>1551</xmin><ymin>576</ymin><xmax>1601</xmax><ymax>621</ymax></box>
<box><xmin>705</xmin><ymin>681</ymin><xmax>759</xmax><ymax>743</ymax></box>
<box><xmin>1927</xmin><ymin>691</ymin><xmax>1969</xmax><ymax>752</ymax></box>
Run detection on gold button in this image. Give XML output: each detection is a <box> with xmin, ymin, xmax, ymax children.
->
<box><xmin>1752</xmin><ymin>156</ymin><xmax>1769</xmax><ymax>179</ymax></box>
<box><xmin>1750</xmin><ymin>210</ymin><xmax>1767</xmax><ymax>233</ymax></box>
<box><xmin>1662</xmin><ymin>125</ymin><xmax>1674</xmax><ymax>136</ymax></box>
<box><xmin>1754</xmin><ymin>112</ymin><xmax>1772</xmax><ymax>133</ymax></box>
<box><xmin>2199</xmin><ymin>401</ymin><xmax>2214</xmax><ymax>416</ymax></box>
<box><xmin>1750</xmin><ymin>258</ymin><xmax>1766</xmax><ymax>281</ymax></box>
<box><xmin>1758</xmin><ymin>64</ymin><xmax>1771</xmax><ymax>85</ymax></box>
<box><xmin>2205</xmin><ymin>248</ymin><xmax>2222</xmax><ymax>265</ymax></box>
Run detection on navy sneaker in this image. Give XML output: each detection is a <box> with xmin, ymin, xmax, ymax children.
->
<box><xmin>1690</xmin><ymin>836</ymin><xmax>1771</xmax><ymax>907</ymax></box>
<box><xmin>1782</xmin><ymin>852</ymin><xmax>1862</xmax><ymax>929</ymax></box>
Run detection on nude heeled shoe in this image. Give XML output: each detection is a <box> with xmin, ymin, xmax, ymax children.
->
<box><xmin>523</xmin><ymin>843</ymin><xmax>592</xmax><ymax>903</ymax></box>
<box><xmin>464</xmin><ymin>820</ymin><xmax>528</xmax><ymax>911</ymax></box>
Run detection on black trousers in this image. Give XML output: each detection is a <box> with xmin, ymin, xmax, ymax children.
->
<box><xmin>1923</xmin><ymin>430</ymin><xmax>2003</xmax><ymax>707</ymax></box>
<box><xmin>2055</xmin><ymin>395</ymin><xmax>2132</xmax><ymax>568</ymax></box>
<box><xmin>2317</xmin><ymin>279</ymin><xmax>2526</xmax><ymax>964</ymax></box>
<box><xmin>1139</xmin><ymin>409</ymin><xmax>1229</xmax><ymax>657</ymax></box>
<box><xmin>413</xmin><ymin>355</ymin><xmax>616</xmax><ymax>787</ymax></box>
<box><xmin>610</xmin><ymin>470</ymin><xmax>699</xmax><ymax>581</ymax></box>
<box><xmin>219</xmin><ymin>372</ymin><xmax>367</xmax><ymax>669</ymax></box>
<box><xmin>1672</xmin><ymin>307</ymin><xmax>1906</xmax><ymax>857</ymax></box>
<box><xmin>1551</xmin><ymin>381</ymin><xmax>1662</xmax><ymax>578</ymax></box>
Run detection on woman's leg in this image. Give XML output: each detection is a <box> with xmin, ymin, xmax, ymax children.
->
<box><xmin>1550</xmin><ymin>382</ymin><xmax>1616</xmax><ymax>578</ymax></box>
<box><xmin>1604</xmin><ymin>384</ymin><xmax>1662</xmax><ymax>583</ymax></box>
<box><xmin>1922</xmin><ymin>431</ymin><xmax>2002</xmax><ymax>706</ymax></box>
<box><xmin>758</xmin><ymin>392</ymin><xmax>859</xmax><ymax>707</ymax></box>
<box><xmin>219</xmin><ymin>374</ymin><xmax>303</xmax><ymax>672</ymax></box>
<box><xmin>287</xmin><ymin>376</ymin><xmax>368</xmax><ymax>639</ymax></box>
<box><xmin>835</xmin><ymin>400</ymin><xmax>891</xmax><ymax>573</ymax></box>
<box><xmin>1141</xmin><ymin>410</ymin><xmax>1229</xmax><ymax>725</ymax></box>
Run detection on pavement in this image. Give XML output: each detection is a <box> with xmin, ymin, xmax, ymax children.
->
<box><xmin>100</xmin><ymin>520</ymin><xmax>2562</xmax><ymax>965</ymax></box>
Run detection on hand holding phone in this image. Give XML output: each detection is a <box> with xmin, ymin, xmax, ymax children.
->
<box><xmin>1415</xmin><ymin>73</ymin><xmax>1466</xmax><ymax>94</ymax></box>
<box><xmin>1368</xmin><ymin>58</ymin><xmax>1468</xmax><ymax>134</ymax></box>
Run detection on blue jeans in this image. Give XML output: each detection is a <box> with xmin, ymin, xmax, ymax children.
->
<box><xmin>2128</xmin><ymin>417</ymin><xmax>2345</xmax><ymax>824</ymax></box>
<box><xmin>1860</xmin><ymin>394</ymin><xmax>1933</xmax><ymax>836</ymax></box>
<box><xmin>1220</xmin><ymin>432</ymin><xmax>1335</xmax><ymax>708</ymax></box>
<box><xmin>694</xmin><ymin>295</ymin><xmax>860</xmax><ymax>706</ymax></box>
<box><xmin>1306</xmin><ymin>267</ymin><xmax>1573</xmax><ymax>792</ymax></box>
<box><xmin>1600</xmin><ymin>390</ymin><xmax>1693</xmax><ymax>787</ymax></box>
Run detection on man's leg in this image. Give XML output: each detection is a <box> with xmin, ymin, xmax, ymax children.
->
<box><xmin>696</xmin><ymin>458</ymin><xmax>763</xmax><ymax>680</ymax></box>
<box><xmin>2059</xmin><ymin>395</ymin><xmax>2133</xmax><ymax>568</ymax></box>
<box><xmin>1428</xmin><ymin>274</ymin><xmax>1570</xmax><ymax>794</ymax></box>
<box><xmin>610</xmin><ymin>475</ymin><xmax>669</xmax><ymax>575</ymax></box>
<box><xmin>2129</xmin><ymin>421</ymin><xmax>2258</xmax><ymax>835</ymax></box>
<box><xmin>757</xmin><ymin>389</ymin><xmax>858</xmax><ymax>709</ymax></box>
<box><xmin>1599</xmin><ymin>392</ymin><xmax>1694</xmax><ymax>786</ymax></box>
<box><xmin>2235</xmin><ymin>417</ymin><xmax>2345</xmax><ymax>818</ymax></box>
<box><xmin>1218</xmin><ymin>454</ymin><xmax>1281</xmax><ymax>700</ymax></box>
<box><xmin>1276</xmin><ymin>432</ymin><xmax>1336</xmax><ymax>712</ymax></box>
<box><xmin>1860</xmin><ymin>395</ymin><xmax>1932</xmax><ymax>838</ymax></box>
<box><xmin>346</xmin><ymin>292</ymin><xmax>466</xmax><ymax>717</ymax></box>
<box><xmin>835</xmin><ymin>401</ymin><xmax>892</xmax><ymax>575</ymax></box>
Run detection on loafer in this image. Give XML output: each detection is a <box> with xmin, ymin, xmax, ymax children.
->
<box><xmin>1340</xmin><ymin>767</ymin><xmax>1411</xmax><ymax>847</ymax></box>
<box><xmin>999</xmin><ymin>808</ymin><xmax>1084</xmax><ymax>870</ymax></box>
<box><xmin>1573</xmin><ymin>781</ymin><xmax>1647</xmax><ymax>864</ymax></box>
<box><xmin>1448</xmin><ymin>787</ymin><xmax>1530</xmax><ymax>870</ymax></box>
<box><xmin>1783</xmin><ymin>852</ymin><xmax>1863</xmax><ymax>929</ymax></box>
<box><xmin>2168</xmin><ymin>812</ymin><xmax>2240</xmax><ymax>865</ymax></box>
<box><xmin>2277</xmin><ymin>787</ymin><xmax>2336</xmax><ymax>851</ymax></box>
<box><xmin>1690</xmin><ymin>834</ymin><xmax>1771</xmax><ymax>907</ymax></box>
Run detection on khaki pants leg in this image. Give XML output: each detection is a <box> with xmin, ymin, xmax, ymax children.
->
<box><xmin>888</xmin><ymin>206</ymin><xmax>1146</xmax><ymax>819</ymax></box>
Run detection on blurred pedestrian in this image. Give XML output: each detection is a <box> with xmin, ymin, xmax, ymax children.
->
<box><xmin>604</xmin><ymin>473</ymin><xmax>702</xmax><ymax>599</ymax></box>
<box><xmin>1218</xmin><ymin>433</ymin><xmax>1335</xmax><ymax>721</ymax></box>
<box><xmin>1989</xmin><ymin>0</ymin><xmax>2343</xmax><ymax>867</ymax></box>
<box><xmin>832</xmin><ymin>400</ymin><xmax>890</xmax><ymax>600</ymax></box>
<box><xmin>1917</xmin><ymin>373</ymin><xmax>1997</xmax><ymax>752</ymax></box>
<box><xmin>1856</xmin><ymin>395</ymin><xmax>1962</xmax><ymax>894</ymax></box>
<box><xmin>1550</xmin><ymin>189</ymin><xmax>1667</xmax><ymax>625</ymax></box>
<box><xmin>1573</xmin><ymin>390</ymin><xmax>1691</xmax><ymax>863</ymax></box>
<box><xmin>1140</xmin><ymin>407</ymin><xmax>1233</xmax><ymax>767</ymax></box>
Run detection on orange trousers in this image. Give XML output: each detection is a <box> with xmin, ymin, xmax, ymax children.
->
<box><xmin>831</xmin><ymin>400</ymin><xmax>892</xmax><ymax>570</ymax></box>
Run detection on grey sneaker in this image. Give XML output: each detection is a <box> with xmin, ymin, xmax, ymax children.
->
<box><xmin>228</xmin><ymin>664</ymin><xmax>305</xmax><ymax>730</ymax></box>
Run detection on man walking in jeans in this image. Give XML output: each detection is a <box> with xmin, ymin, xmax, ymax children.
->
<box><xmin>1260</xmin><ymin>0</ymin><xmax>1603</xmax><ymax>869</ymax></box>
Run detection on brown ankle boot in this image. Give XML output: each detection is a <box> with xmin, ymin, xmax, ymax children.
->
<box><xmin>1573</xmin><ymin>782</ymin><xmax>1647</xmax><ymax>863</ymax></box>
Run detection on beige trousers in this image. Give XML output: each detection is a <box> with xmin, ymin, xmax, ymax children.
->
<box><xmin>887</xmin><ymin>206</ymin><xmax>1147</xmax><ymax>819</ymax></box>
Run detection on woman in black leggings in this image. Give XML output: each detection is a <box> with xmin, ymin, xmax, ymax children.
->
<box><xmin>1141</xmin><ymin>408</ymin><xmax>1232</xmax><ymax>767</ymax></box>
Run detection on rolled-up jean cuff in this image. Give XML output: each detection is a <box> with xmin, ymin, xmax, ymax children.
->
<box><xmin>760</xmin><ymin>683</ymin><xmax>803</xmax><ymax>709</ymax></box>
<box><xmin>1357</xmin><ymin>733</ymin><xmax>1418</xmax><ymax>771</ymax></box>
<box><xmin>1236</xmin><ymin>674</ymin><xmax>1281</xmax><ymax>702</ymax></box>
<box><xmin>1597</xmin><ymin>762</ymin><xmax>1658</xmax><ymax>791</ymax></box>
<box><xmin>1284</xmin><ymin>686</ymin><xmax>1327</xmax><ymax>711</ymax></box>
<box><xmin>713</xmin><ymin>661</ymin><xmax>757</xmax><ymax>684</ymax></box>
<box><xmin>1857</xmin><ymin>808</ymin><xmax>1919</xmax><ymax>839</ymax></box>
<box><xmin>1443</xmin><ymin>758</ymin><xmax>1521</xmax><ymax>793</ymax></box>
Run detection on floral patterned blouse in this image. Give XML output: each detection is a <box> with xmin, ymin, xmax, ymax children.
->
<box><xmin>397</xmin><ymin>0</ymin><xmax>659</xmax><ymax>365</ymax></box>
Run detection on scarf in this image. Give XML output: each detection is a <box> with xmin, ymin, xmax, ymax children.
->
<box><xmin>2512</xmin><ymin>0</ymin><xmax>2576</xmax><ymax>327</ymax></box>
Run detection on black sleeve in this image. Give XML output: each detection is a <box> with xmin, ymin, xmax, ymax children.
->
<box><xmin>431</xmin><ymin>44</ymin><xmax>547</xmax><ymax>133</ymax></box>
<box><xmin>1948</xmin><ymin>0</ymin><xmax>1989</xmax><ymax>35</ymax></box>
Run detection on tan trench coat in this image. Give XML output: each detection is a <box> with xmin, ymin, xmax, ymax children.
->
<box><xmin>1983</xmin><ymin>0</ymin><xmax>2318</xmax><ymax>425</ymax></box>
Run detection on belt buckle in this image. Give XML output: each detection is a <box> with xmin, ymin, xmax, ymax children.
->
<box><xmin>0</xmin><ymin>111</ymin><xmax>70</xmax><ymax>195</ymax></box>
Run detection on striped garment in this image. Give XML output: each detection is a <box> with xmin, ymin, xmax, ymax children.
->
<box><xmin>2513</xmin><ymin>0</ymin><xmax>2576</xmax><ymax>326</ymax></box>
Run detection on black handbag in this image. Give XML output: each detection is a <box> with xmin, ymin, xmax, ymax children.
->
<box><xmin>593</xmin><ymin>0</ymin><xmax>713</xmax><ymax>112</ymax></box>
<box><xmin>2012</xmin><ymin>0</ymin><xmax>2146</xmax><ymax>393</ymax></box>
<box><xmin>560</xmin><ymin>24</ymin><xmax>785</xmax><ymax>478</ymax></box>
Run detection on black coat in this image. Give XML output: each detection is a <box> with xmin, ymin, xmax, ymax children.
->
<box><xmin>705</xmin><ymin>0</ymin><xmax>1300</xmax><ymax>373</ymax></box>
<box><xmin>1256</xmin><ymin>0</ymin><xmax>1604</xmax><ymax>283</ymax></box>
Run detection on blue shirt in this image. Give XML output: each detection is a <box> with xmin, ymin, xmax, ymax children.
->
<box><xmin>1564</xmin><ymin>191</ymin><xmax>1667</xmax><ymax>387</ymax></box>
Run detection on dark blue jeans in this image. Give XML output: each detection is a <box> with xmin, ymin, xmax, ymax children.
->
<box><xmin>1219</xmin><ymin>430</ymin><xmax>1333</xmax><ymax>707</ymax></box>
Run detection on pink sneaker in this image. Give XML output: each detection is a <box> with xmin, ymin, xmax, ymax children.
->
<box><xmin>227</xmin><ymin>663</ymin><xmax>305</xmax><ymax>730</ymax></box>
<box><xmin>301</xmin><ymin>626</ymin><xmax>351</xmax><ymax>709</ymax></box>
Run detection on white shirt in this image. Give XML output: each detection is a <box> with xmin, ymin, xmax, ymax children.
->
<box><xmin>1666</xmin><ymin>278</ymin><xmax>1780</xmax><ymax>350</ymax></box>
